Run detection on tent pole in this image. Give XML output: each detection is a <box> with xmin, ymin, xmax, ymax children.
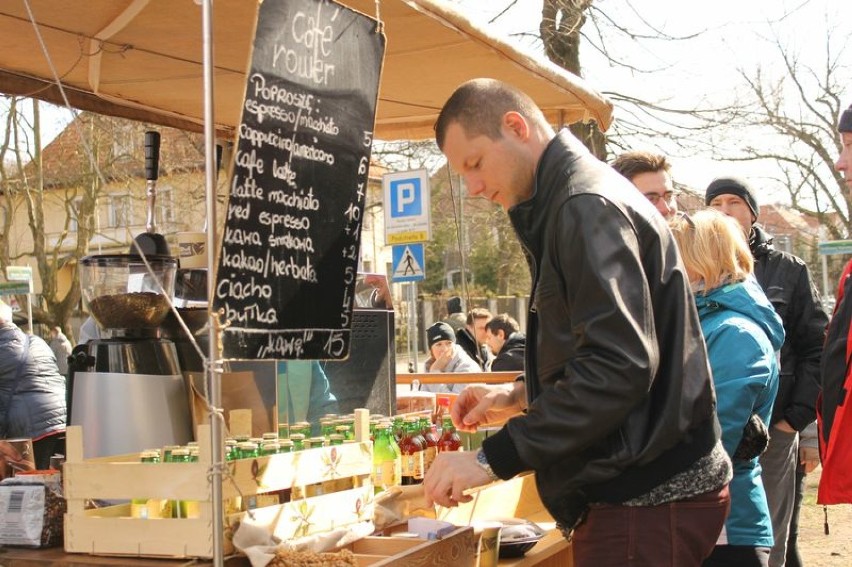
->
<box><xmin>200</xmin><ymin>1</ymin><xmax>225</xmax><ymax>565</ymax></box>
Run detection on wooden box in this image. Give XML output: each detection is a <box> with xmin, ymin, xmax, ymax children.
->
<box><xmin>353</xmin><ymin>527</ymin><xmax>475</xmax><ymax>566</ymax></box>
<box><xmin>63</xmin><ymin>412</ymin><xmax>373</xmax><ymax>559</ymax></box>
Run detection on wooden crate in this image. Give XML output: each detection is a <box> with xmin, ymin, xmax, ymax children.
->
<box><xmin>437</xmin><ymin>474</ymin><xmax>573</xmax><ymax>567</ymax></box>
<box><xmin>63</xmin><ymin>411</ymin><xmax>373</xmax><ymax>559</ymax></box>
<box><xmin>288</xmin><ymin>527</ymin><xmax>475</xmax><ymax>566</ymax></box>
<box><xmin>353</xmin><ymin>527</ymin><xmax>476</xmax><ymax>566</ymax></box>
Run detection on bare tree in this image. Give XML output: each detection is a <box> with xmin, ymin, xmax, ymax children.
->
<box><xmin>539</xmin><ymin>0</ymin><xmax>608</xmax><ymax>158</ymax></box>
<box><xmin>1</xmin><ymin>99</ymin><xmax>209</xmax><ymax>336</ymax></box>
<box><xmin>1</xmin><ymin>98</ymin><xmax>112</xmax><ymax>335</ymax></box>
<box><xmin>699</xmin><ymin>30</ymin><xmax>849</xmax><ymax>234</ymax></box>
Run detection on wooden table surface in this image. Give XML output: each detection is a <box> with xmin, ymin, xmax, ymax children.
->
<box><xmin>0</xmin><ymin>546</ymin><xmax>248</xmax><ymax>566</ymax></box>
<box><xmin>0</xmin><ymin>475</ymin><xmax>572</xmax><ymax>566</ymax></box>
<box><xmin>1</xmin><ymin>536</ymin><xmax>570</xmax><ymax>567</ymax></box>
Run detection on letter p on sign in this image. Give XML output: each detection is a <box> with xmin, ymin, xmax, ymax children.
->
<box><xmin>391</xmin><ymin>178</ymin><xmax>421</xmax><ymax>217</ymax></box>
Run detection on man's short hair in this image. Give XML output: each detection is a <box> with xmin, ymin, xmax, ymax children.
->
<box><xmin>466</xmin><ymin>307</ymin><xmax>492</xmax><ymax>327</ymax></box>
<box><xmin>611</xmin><ymin>151</ymin><xmax>671</xmax><ymax>181</ymax></box>
<box><xmin>435</xmin><ymin>78</ymin><xmax>544</xmax><ymax>150</ymax></box>
<box><xmin>485</xmin><ymin>313</ymin><xmax>520</xmax><ymax>337</ymax></box>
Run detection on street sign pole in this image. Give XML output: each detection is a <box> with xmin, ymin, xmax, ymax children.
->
<box><xmin>409</xmin><ymin>282</ymin><xmax>418</xmax><ymax>374</ymax></box>
<box><xmin>5</xmin><ymin>266</ymin><xmax>34</xmax><ymax>333</ymax></box>
<box><xmin>383</xmin><ymin>169</ymin><xmax>431</xmax><ymax>374</ymax></box>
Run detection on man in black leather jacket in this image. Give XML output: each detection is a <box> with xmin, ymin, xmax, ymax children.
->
<box><xmin>706</xmin><ymin>177</ymin><xmax>828</xmax><ymax>567</ymax></box>
<box><xmin>423</xmin><ymin>79</ymin><xmax>732</xmax><ymax>566</ymax></box>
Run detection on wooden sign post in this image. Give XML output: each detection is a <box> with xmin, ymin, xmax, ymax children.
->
<box><xmin>214</xmin><ymin>0</ymin><xmax>385</xmax><ymax>360</ymax></box>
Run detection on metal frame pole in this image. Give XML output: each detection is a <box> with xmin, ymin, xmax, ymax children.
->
<box><xmin>200</xmin><ymin>1</ymin><xmax>224</xmax><ymax>565</ymax></box>
<box><xmin>410</xmin><ymin>283</ymin><xmax>418</xmax><ymax>371</ymax></box>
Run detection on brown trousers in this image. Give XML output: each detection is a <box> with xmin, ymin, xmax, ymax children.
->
<box><xmin>571</xmin><ymin>485</ymin><xmax>731</xmax><ymax>567</ymax></box>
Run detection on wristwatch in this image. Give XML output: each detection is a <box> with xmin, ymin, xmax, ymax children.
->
<box><xmin>475</xmin><ymin>448</ymin><xmax>500</xmax><ymax>481</ymax></box>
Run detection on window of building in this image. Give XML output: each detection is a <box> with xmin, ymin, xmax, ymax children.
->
<box><xmin>108</xmin><ymin>194</ymin><xmax>132</xmax><ymax>228</ymax></box>
<box><xmin>112</xmin><ymin>124</ymin><xmax>138</xmax><ymax>161</ymax></box>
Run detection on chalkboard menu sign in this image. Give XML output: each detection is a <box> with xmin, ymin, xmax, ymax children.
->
<box><xmin>213</xmin><ymin>0</ymin><xmax>385</xmax><ymax>360</ymax></box>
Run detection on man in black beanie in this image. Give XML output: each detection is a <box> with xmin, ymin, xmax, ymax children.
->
<box><xmin>706</xmin><ymin>177</ymin><xmax>829</xmax><ymax>567</ymax></box>
<box><xmin>818</xmin><ymin>103</ymin><xmax>852</xmax><ymax>511</ymax></box>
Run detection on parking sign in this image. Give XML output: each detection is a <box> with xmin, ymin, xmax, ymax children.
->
<box><xmin>383</xmin><ymin>169</ymin><xmax>431</xmax><ymax>244</ymax></box>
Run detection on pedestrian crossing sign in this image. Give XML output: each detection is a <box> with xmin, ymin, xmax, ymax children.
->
<box><xmin>391</xmin><ymin>244</ymin><xmax>426</xmax><ymax>282</ymax></box>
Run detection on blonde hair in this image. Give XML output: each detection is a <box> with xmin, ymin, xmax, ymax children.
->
<box><xmin>669</xmin><ymin>209</ymin><xmax>753</xmax><ymax>291</ymax></box>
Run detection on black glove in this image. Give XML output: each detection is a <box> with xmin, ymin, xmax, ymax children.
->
<box><xmin>733</xmin><ymin>414</ymin><xmax>770</xmax><ymax>461</ymax></box>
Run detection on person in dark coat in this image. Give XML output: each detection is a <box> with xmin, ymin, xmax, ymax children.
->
<box><xmin>706</xmin><ymin>176</ymin><xmax>828</xmax><ymax>566</ymax></box>
<box><xmin>484</xmin><ymin>313</ymin><xmax>525</xmax><ymax>372</ymax></box>
<box><xmin>0</xmin><ymin>300</ymin><xmax>66</xmax><ymax>469</ymax></box>
<box><xmin>424</xmin><ymin>79</ymin><xmax>730</xmax><ymax>566</ymax></box>
<box><xmin>455</xmin><ymin>307</ymin><xmax>493</xmax><ymax>370</ymax></box>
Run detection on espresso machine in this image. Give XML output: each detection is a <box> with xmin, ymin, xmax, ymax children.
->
<box><xmin>69</xmin><ymin>254</ymin><xmax>194</xmax><ymax>458</ymax></box>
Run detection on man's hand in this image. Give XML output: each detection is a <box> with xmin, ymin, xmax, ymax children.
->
<box><xmin>799</xmin><ymin>446</ymin><xmax>820</xmax><ymax>474</ymax></box>
<box><xmin>423</xmin><ymin>451</ymin><xmax>491</xmax><ymax>507</ymax></box>
<box><xmin>431</xmin><ymin>345</ymin><xmax>454</xmax><ymax>372</ymax></box>
<box><xmin>451</xmin><ymin>382</ymin><xmax>526</xmax><ymax>433</ymax></box>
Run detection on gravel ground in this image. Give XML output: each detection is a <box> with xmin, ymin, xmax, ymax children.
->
<box><xmin>794</xmin><ymin>467</ymin><xmax>852</xmax><ymax>567</ymax></box>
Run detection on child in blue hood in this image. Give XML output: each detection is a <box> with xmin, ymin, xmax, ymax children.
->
<box><xmin>670</xmin><ymin>210</ymin><xmax>785</xmax><ymax>567</ymax></box>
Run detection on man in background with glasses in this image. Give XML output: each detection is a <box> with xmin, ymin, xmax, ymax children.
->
<box><xmin>611</xmin><ymin>151</ymin><xmax>680</xmax><ymax>219</ymax></box>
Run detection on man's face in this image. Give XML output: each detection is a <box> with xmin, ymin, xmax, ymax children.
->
<box><xmin>441</xmin><ymin>120</ymin><xmax>535</xmax><ymax>211</ymax></box>
<box><xmin>708</xmin><ymin>193</ymin><xmax>753</xmax><ymax>234</ymax></box>
<box><xmin>837</xmin><ymin>132</ymin><xmax>852</xmax><ymax>193</ymax></box>
<box><xmin>484</xmin><ymin>329</ymin><xmax>504</xmax><ymax>356</ymax></box>
<box><xmin>471</xmin><ymin>316</ymin><xmax>491</xmax><ymax>344</ymax></box>
<box><xmin>630</xmin><ymin>170</ymin><xmax>678</xmax><ymax>219</ymax></box>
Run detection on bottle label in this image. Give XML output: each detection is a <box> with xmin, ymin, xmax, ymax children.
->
<box><xmin>374</xmin><ymin>460</ymin><xmax>399</xmax><ymax>489</ymax></box>
<box><xmin>424</xmin><ymin>446</ymin><xmax>437</xmax><ymax>472</ymax></box>
<box><xmin>401</xmin><ymin>452</ymin><xmax>424</xmax><ymax>480</ymax></box>
<box><xmin>130</xmin><ymin>499</ymin><xmax>149</xmax><ymax>519</ymax></box>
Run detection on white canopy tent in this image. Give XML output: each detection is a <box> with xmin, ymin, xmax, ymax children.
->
<box><xmin>0</xmin><ymin>0</ymin><xmax>612</xmax><ymax>141</ymax></box>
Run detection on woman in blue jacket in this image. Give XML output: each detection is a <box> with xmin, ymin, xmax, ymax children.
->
<box><xmin>670</xmin><ymin>210</ymin><xmax>785</xmax><ymax>567</ymax></box>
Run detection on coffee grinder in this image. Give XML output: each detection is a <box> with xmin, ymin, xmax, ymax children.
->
<box><xmin>68</xmin><ymin>254</ymin><xmax>193</xmax><ymax>458</ymax></box>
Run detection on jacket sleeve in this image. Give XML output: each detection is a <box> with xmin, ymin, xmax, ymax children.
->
<box><xmin>705</xmin><ymin>323</ymin><xmax>777</xmax><ymax>458</ymax></box>
<box><xmin>487</xmin><ymin>195</ymin><xmax>660</xmax><ymax>477</ymax></box>
<box><xmin>784</xmin><ymin>263</ymin><xmax>829</xmax><ymax>431</ymax></box>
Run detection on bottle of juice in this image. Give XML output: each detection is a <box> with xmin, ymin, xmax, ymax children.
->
<box><xmin>399</xmin><ymin>417</ymin><xmax>425</xmax><ymax>485</ymax></box>
<box><xmin>438</xmin><ymin>415</ymin><xmax>462</xmax><ymax>452</ymax></box>
<box><xmin>371</xmin><ymin>421</ymin><xmax>401</xmax><ymax>494</ymax></box>
<box><xmin>419</xmin><ymin>416</ymin><xmax>439</xmax><ymax>473</ymax></box>
<box><xmin>168</xmin><ymin>447</ymin><xmax>191</xmax><ymax>518</ymax></box>
<box><xmin>131</xmin><ymin>449</ymin><xmax>160</xmax><ymax>519</ymax></box>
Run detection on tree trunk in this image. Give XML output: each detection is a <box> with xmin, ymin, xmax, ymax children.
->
<box><xmin>540</xmin><ymin>0</ymin><xmax>607</xmax><ymax>158</ymax></box>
